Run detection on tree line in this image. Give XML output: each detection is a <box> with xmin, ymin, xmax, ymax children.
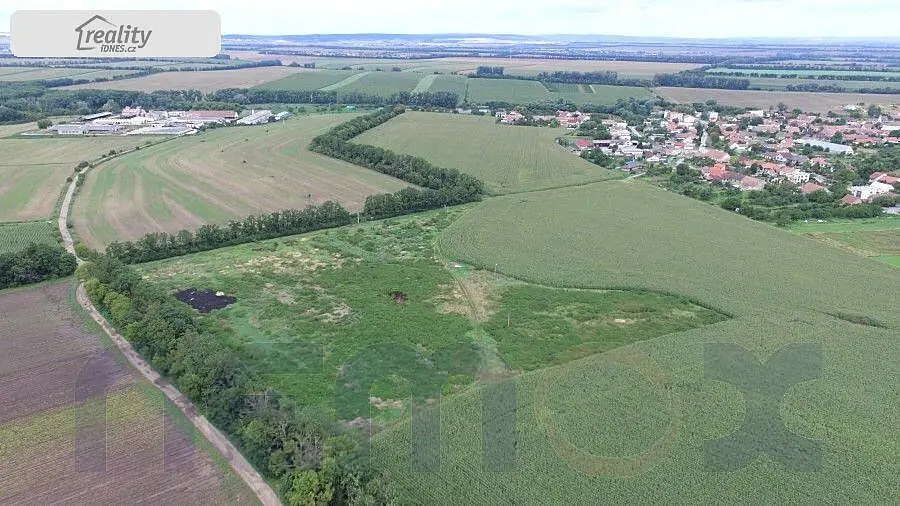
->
<box><xmin>103</xmin><ymin>201</ymin><xmax>352</xmax><ymax>264</ymax></box>
<box><xmin>0</xmin><ymin>243</ymin><xmax>77</xmax><ymax>290</ymax></box>
<box><xmin>308</xmin><ymin>106</ymin><xmax>485</xmax><ymax>218</ymax></box>
<box><xmin>77</xmin><ymin>256</ymin><xmax>389</xmax><ymax>504</ymax></box>
<box><xmin>653</xmin><ymin>73</ymin><xmax>751</xmax><ymax>90</ymax></box>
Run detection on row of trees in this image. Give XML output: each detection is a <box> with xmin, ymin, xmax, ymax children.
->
<box><xmin>309</xmin><ymin>106</ymin><xmax>485</xmax><ymax>218</ymax></box>
<box><xmin>105</xmin><ymin>201</ymin><xmax>352</xmax><ymax>264</ymax></box>
<box><xmin>0</xmin><ymin>243</ymin><xmax>77</xmax><ymax>290</ymax></box>
<box><xmin>77</xmin><ymin>256</ymin><xmax>389</xmax><ymax>504</ymax></box>
<box><xmin>709</xmin><ymin>70</ymin><xmax>900</xmax><ymax>82</ymax></box>
<box><xmin>537</xmin><ymin>71</ymin><xmax>619</xmax><ymax>85</ymax></box>
<box><xmin>653</xmin><ymin>73</ymin><xmax>751</xmax><ymax>90</ymax></box>
<box><xmin>783</xmin><ymin>83</ymin><xmax>900</xmax><ymax>94</ymax></box>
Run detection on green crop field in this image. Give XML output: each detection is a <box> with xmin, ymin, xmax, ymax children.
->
<box><xmin>355</xmin><ymin>111</ymin><xmax>618</xmax><ymax>194</ymax></box>
<box><xmin>253</xmin><ymin>69</ymin><xmax>360</xmax><ymax>90</ymax></box>
<box><xmin>466</xmin><ymin>78</ymin><xmax>652</xmax><ymax>106</ymax></box>
<box><xmin>0</xmin><ymin>137</ymin><xmax>144</xmax><ymax>221</ymax></box>
<box><xmin>0</xmin><ymin>221</ymin><xmax>57</xmax><ymax>253</ymax></box>
<box><xmin>426</xmin><ymin>74</ymin><xmax>469</xmax><ymax>97</ymax></box>
<box><xmin>71</xmin><ymin>114</ymin><xmax>410</xmax><ymax>248</ymax></box>
<box><xmin>137</xmin><ymin>206</ymin><xmax>723</xmax><ymax>423</ymax></box>
<box><xmin>366</xmin><ymin>180</ymin><xmax>898</xmax><ymax>504</ymax></box>
<box><xmin>326</xmin><ymin>71</ymin><xmax>423</xmax><ymax>95</ymax></box>
<box><xmin>790</xmin><ymin>216</ymin><xmax>900</xmax><ymax>267</ymax></box>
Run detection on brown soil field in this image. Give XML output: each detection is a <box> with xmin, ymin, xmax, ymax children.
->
<box><xmin>0</xmin><ymin>282</ymin><xmax>255</xmax><ymax>504</ymax></box>
<box><xmin>655</xmin><ymin>87</ymin><xmax>900</xmax><ymax>113</ymax></box>
<box><xmin>63</xmin><ymin>66</ymin><xmax>303</xmax><ymax>92</ymax></box>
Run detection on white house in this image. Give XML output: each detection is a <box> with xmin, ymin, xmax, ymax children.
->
<box><xmin>785</xmin><ymin>169</ymin><xmax>811</xmax><ymax>185</ymax></box>
<box><xmin>848</xmin><ymin>181</ymin><xmax>895</xmax><ymax>201</ymax></box>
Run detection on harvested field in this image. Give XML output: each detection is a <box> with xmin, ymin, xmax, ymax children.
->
<box><xmin>0</xmin><ymin>137</ymin><xmax>144</xmax><ymax>221</ymax></box>
<box><xmin>63</xmin><ymin>66</ymin><xmax>302</xmax><ymax>92</ymax></box>
<box><xmin>71</xmin><ymin>114</ymin><xmax>409</xmax><ymax>248</ymax></box>
<box><xmin>655</xmin><ymin>87</ymin><xmax>900</xmax><ymax>112</ymax></box>
<box><xmin>0</xmin><ymin>281</ymin><xmax>254</xmax><ymax>504</ymax></box>
<box><xmin>356</xmin><ymin>111</ymin><xmax>617</xmax><ymax>193</ymax></box>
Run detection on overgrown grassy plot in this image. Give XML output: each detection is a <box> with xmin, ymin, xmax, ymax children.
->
<box><xmin>487</xmin><ymin>286</ymin><xmax>727</xmax><ymax>371</ymax></box>
<box><xmin>138</xmin><ymin>208</ymin><xmax>723</xmax><ymax>426</ymax></box>
<box><xmin>0</xmin><ymin>221</ymin><xmax>57</xmax><ymax>253</ymax></box>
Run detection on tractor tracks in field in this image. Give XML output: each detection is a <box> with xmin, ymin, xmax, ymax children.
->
<box><xmin>58</xmin><ymin>173</ymin><xmax>282</xmax><ymax>506</ymax></box>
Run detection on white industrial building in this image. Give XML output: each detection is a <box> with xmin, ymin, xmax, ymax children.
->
<box><xmin>236</xmin><ymin>110</ymin><xmax>273</xmax><ymax>125</ymax></box>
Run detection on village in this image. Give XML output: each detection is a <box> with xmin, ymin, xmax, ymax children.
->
<box><xmin>494</xmin><ymin>104</ymin><xmax>900</xmax><ymax>207</ymax></box>
<box><xmin>34</xmin><ymin>106</ymin><xmax>292</xmax><ymax>137</ymax></box>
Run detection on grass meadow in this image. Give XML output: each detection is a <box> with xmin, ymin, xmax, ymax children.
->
<box><xmin>0</xmin><ymin>66</ymin><xmax>139</xmax><ymax>81</ymax></box>
<box><xmin>790</xmin><ymin>216</ymin><xmax>900</xmax><ymax>267</ymax></box>
<box><xmin>369</xmin><ymin>180</ymin><xmax>898</xmax><ymax>504</ymax></box>
<box><xmin>71</xmin><ymin>113</ymin><xmax>410</xmax><ymax>248</ymax></box>
<box><xmin>355</xmin><ymin>111</ymin><xmax>618</xmax><ymax>193</ymax></box>
<box><xmin>0</xmin><ymin>221</ymin><xmax>57</xmax><ymax>253</ymax></box>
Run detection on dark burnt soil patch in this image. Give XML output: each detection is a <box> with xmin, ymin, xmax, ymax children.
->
<box><xmin>389</xmin><ymin>291</ymin><xmax>408</xmax><ymax>304</ymax></box>
<box><xmin>175</xmin><ymin>288</ymin><xmax>237</xmax><ymax>313</ymax></box>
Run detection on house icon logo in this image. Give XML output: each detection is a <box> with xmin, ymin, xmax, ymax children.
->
<box><xmin>74</xmin><ymin>14</ymin><xmax>152</xmax><ymax>53</ymax></box>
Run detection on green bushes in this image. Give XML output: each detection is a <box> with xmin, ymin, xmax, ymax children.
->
<box><xmin>0</xmin><ymin>243</ymin><xmax>76</xmax><ymax>290</ymax></box>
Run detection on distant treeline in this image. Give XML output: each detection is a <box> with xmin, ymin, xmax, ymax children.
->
<box><xmin>0</xmin><ymin>86</ymin><xmax>243</xmax><ymax>123</ymax></box>
<box><xmin>708</xmin><ymin>70</ymin><xmax>900</xmax><ymax>82</ymax></box>
<box><xmin>0</xmin><ymin>243</ymin><xmax>77</xmax><ymax>290</ymax></box>
<box><xmin>78</xmin><ymin>256</ymin><xmax>390</xmax><ymax>504</ymax></box>
<box><xmin>308</xmin><ymin>106</ymin><xmax>484</xmax><ymax>217</ymax></box>
<box><xmin>104</xmin><ymin>107</ymin><xmax>484</xmax><ymax>264</ymax></box>
<box><xmin>718</xmin><ymin>63</ymin><xmax>900</xmax><ymax>73</ymax></box>
<box><xmin>781</xmin><ymin>83</ymin><xmax>900</xmax><ymax>94</ymax></box>
<box><xmin>211</xmin><ymin>87</ymin><xmax>460</xmax><ymax>108</ymax></box>
<box><xmin>653</xmin><ymin>73</ymin><xmax>751</xmax><ymax>90</ymax></box>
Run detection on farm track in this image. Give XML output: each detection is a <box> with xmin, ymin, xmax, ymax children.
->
<box><xmin>59</xmin><ymin>173</ymin><xmax>282</xmax><ymax>506</ymax></box>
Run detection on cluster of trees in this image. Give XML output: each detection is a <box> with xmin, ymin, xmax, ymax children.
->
<box><xmin>653</xmin><ymin>73</ymin><xmax>751</xmax><ymax>90</ymax></box>
<box><xmin>77</xmin><ymin>256</ymin><xmax>390</xmax><ymax>504</ymax></box>
<box><xmin>576</xmin><ymin>120</ymin><xmax>611</xmax><ymax>139</ymax></box>
<box><xmin>0</xmin><ymin>243</ymin><xmax>77</xmax><ymax>290</ymax></box>
<box><xmin>309</xmin><ymin>106</ymin><xmax>484</xmax><ymax>219</ymax></box>
<box><xmin>0</xmin><ymin>85</ymin><xmax>243</xmax><ymax>123</ymax></box>
<box><xmin>475</xmin><ymin>66</ymin><xmax>504</xmax><ymax>76</ymax></box>
<box><xmin>104</xmin><ymin>201</ymin><xmax>352</xmax><ymax>264</ymax></box>
<box><xmin>537</xmin><ymin>71</ymin><xmax>619</xmax><ymax>84</ymax></box>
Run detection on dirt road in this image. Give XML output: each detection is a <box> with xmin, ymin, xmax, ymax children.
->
<box><xmin>59</xmin><ymin>172</ymin><xmax>281</xmax><ymax>506</ymax></box>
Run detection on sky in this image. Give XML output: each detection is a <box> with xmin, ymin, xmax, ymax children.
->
<box><xmin>2</xmin><ymin>0</ymin><xmax>899</xmax><ymax>39</ymax></box>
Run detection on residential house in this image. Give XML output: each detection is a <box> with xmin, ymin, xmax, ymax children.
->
<box><xmin>800</xmin><ymin>182</ymin><xmax>826</xmax><ymax>195</ymax></box>
<box><xmin>738</xmin><ymin>176</ymin><xmax>766</xmax><ymax>191</ymax></box>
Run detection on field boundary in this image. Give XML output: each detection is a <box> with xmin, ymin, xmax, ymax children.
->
<box><xmin>58</xmin><ymin>172</ymin><xmax>281</xmax><ymax>506</ymax></box>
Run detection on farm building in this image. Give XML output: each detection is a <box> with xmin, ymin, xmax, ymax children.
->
<box><xmin>181</xmin><ymin>110</ymin><xmax>238</xmax><ymax>123</ymax></box>
<box><xmin>80</xmin><ymin>111</ymin><xmax>114</xmax><ymax>121</ymax></box>
<box><xmin>126</xmin><ymin>125</ymin><xmax>196</xmax><ymax>136</ymax></box>
<box><xmin>796</xmin><ymin>139</ymin><xmax>855</xmax><ymax>155</ymax></box>
<box><xmin>236</xmin><ymin>110</ymin><xmax>273</xmax><ymax>125</ymax></box>
<box><xmin>50</xmin><ymin>124</ymin><xmax>85</xmax><ymax>135</ymax></box>
<box><xmin>82</xmin><ymin>123</ymin><xmax>121</xmax><ymax>134</ymax></box>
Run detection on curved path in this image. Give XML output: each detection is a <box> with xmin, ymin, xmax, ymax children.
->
<box><xmin>60</xmin><ymin>172</ymin><xmax>281</xmax><ymax>506</ymax></box>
